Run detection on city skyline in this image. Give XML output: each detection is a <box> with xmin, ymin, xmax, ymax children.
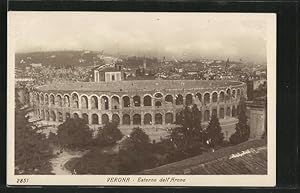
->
<box><xmin>10</xmin><ymin>12</ymin><xmax>269</xmax><ymax>63</ymax></box>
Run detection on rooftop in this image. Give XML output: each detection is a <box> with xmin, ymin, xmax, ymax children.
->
<box><xmin>140</xmin><ymin>139</ymin><xmax>267</xmax><ymax>175</ymax></box>
<box><xmin>35</xmin><ymin>80</ymin><xmax>244</xmax><ymax>93</ymax></box>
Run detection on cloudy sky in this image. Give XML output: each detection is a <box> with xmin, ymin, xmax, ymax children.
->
<box><xmin>9</xmin><ymin>12</ymin><xmax>271</xmax><ymax>63</ymax></box>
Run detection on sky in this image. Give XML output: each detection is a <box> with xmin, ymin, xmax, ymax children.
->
<box><xmin>9</xmin><ymin>12</ymin><xmax>272</xmax><ymax>63</ymax></box>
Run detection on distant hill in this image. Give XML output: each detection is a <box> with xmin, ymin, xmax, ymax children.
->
<box><xmin>15</xmin><ymin>50</ymin><xmax>104</xmax><ymax>68</ymax></box>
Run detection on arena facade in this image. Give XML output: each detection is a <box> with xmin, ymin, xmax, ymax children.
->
<box><xmin>29</xmin><ymin>80</ymin><xmax>246</xmax><ymax>131</ymax></box>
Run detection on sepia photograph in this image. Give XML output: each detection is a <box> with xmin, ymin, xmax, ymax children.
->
<box><xmin>7</xmin><ymin>12</ymin><xmax>276</xmax><ymax>186</ymax></box>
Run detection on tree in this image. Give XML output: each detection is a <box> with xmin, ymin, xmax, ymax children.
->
<box><xmin>205</xmin><ymin>114</ymin><xmax>224</xmax><ymax>147</ymax></box>
<box><xmin>118</xmin><ymin>127</ymin><xmax>156</xmax><ymax>174</ymax></box>
<box><xmin>94</xmin><ymin>122</ymin><xmax>123</xmax><ymax>146</ymax></box>
<box><xmin>229</xmin><ymin>98</ymin><xmax>250</xmax><ymax>145</ymax></box>
<box><xmin>15</xmin><ymin>97</ymin><xmax>53</xmax><ymax>174</ymax></box>
<box><xmin>56</xmin><ymin>117</ymin><xmax>93</xmax><ymax>149</ymax></box>
<box><xmin>165</xmin><ymin>105</ymin><xmax>204</xmax><ymax>161</ymax></box>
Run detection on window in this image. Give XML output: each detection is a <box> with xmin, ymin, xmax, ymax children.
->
<box><xmin>112</xmin><ymin>74</ymin><xmax>115</xmax><ymax>81</ymax></box>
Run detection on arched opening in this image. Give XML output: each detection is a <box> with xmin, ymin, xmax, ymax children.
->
<box><xmin>39</xmin><ymin>94</ymin><xmax>43</xmax><ymax>105</ymax></box>
<box><xmin>66</xmin><ymin>112</ymin><xmax>70</xmax><ymax>119</ymax></box>
<box><xmin>45</xmin><ymin>110</ymin><xmax>50</xmax><ymax>121</ymax></box>
<box><xmin>165</xmin><ymin>95</ymin><xmax>173</xmax><ymax>104</ymax></box>
<box><xmin>64</xmin><ymin>95</ymin><xmax>70</xmax><ymax>107</ymax></box>
<box><xmin>50</xmin><ymin>94</ymin><xmax>55</xmax><ymax>106</ymax></box>
<box><xmin>101</xmin><ymin>114</ymin><xmax>109</xmax><ymax>125</ymax></box>
<box><xmin>58</xmin><ymin>112</ymin><xmax>63</xmax><ymax>122</ymax></box>
<box><xmin>123</xmin><ymin>96</ymin><xmax>130</xmax><ymax>108</ymax></box>
<box><xmin>112</xmin><ymin>114</ymin><xmax>120</xmax><ymax>125</ymax></box>
<box><xmin>122</xmin><ymin>114</ymin><xmax>130</xmax><ymax>125</ymax></box>
<box><xmin>195</xmin><ymin>93</ymin><xmax>202</xmax><ymax>103</ymax></box>
<box><xmin>133</xmin><ymin>95</ymin><xmax>141</xmax><ymax>107</ymax></box>
<box><xmin>92</xmin><ymin>114</ymin><xmax>99</xmax><ymax>124</ymax></box>
<box><xmin>175</xmin><ymin>112</ymin><xmax>182</xmax><ymax>123</ymax></box>
<box><xmin>154</xmin><ymin>93</ymin><xmax>163</xmax><ymax>98</ymax></box>
<box><xmin>133</xmin><ymin>114</ymin><xmax>141</xmax><ymax>125</ymax></box>
<box><xmin>50</xmin><ymin>110</ymin><xmax>56</xmax><ymax>121</ymax></box>
<box><xmin>219</xmin><ymin>91</ymin><xmax>225</xmax><ymax>102</ymax></box>
<box><xmin>226</xmin><ymin>89</ymin><xmax>231</xmax><ymax>101</ymax></box>
<box><xmin>72</xmin><ymin>93</ymin><xmax>79</xmax><ymax>108</ymax></box>
<box><xmin>204</xmin><ymin>93</ymin><xmax>210</xmax><ymax>105</ymax></box>
<box><xmin>199</xmin><ymin>111</ymin><xmax>202</xmax><ymax>121</ymax></box>
<box><xmin>101</xmin><ymin>96</ymin><xmax>109</xmax><ymax>110</ymax></box>
<box><xmin>226</xmin><ymin>107</ymin><xmax>231</xmax><ymax>117</ymax></box>
<box><xmin>165</xmin><ymin>112</ymin><xmax>173</xmax><ymax>124</ymax></box>
<box><xmin>204</xmin><ymin>110</ymin><xmax>210</xmax><ymax>121</ymax></box>
<box><xmin>45</xmin><ymin>94</ymin><xmax>49</xmax><ymax>105</ymax></box>
<box><xmin>155</xmin><ymin>101</ymin><xmax>162</xmax><ymax>107</ymax></box>
<box><xmin>73</xmin><ymin>113</ymin><xmax>79</xmax><ymax>119</ymax></box>
<box><xmin>219</xmin><ymin>108</ymin><xmax>225</xmax><ymax>119</ymax></box>
<box><xmin>41</xmin><ymin>110</ymin><xmax>45</xmax><ymax>119</ymax></box>
<box><xmin>82</xmin><ymin>113</ymin><xmax>89</xmax><ymax>124</ymax></box>
<box><xmin>155</xmin><ymin>113</ymin><xmax>163</xmax><ymax>124</ymax></box>
<box><xmin>111</xmin><ymin>96</ymin><xmax>120</xmax><ymax>110</ymax></box>
<box><xmin>81</xmin><ymin>95</ymin><xmax>88</xmax><ymax>109</ymax></box>
<box><xmin>232</xmin><ymin>90</ymin><xmax>236</xmax><ymax>99</ymax></box>
<box><xmin>56</xmin><ymin>95</ymin><xmax>63</xmax><ymax>107</ymax></box>
<box><xmin>212</xmin><ymin>92</ymin><xmax>218</xmax><ymax>103</ymax></box>
<box><xmin>232</xmin><ymin>106</ymin><xmax>236</xmax><ymax>117</ymax></box>
<box><xmin>143</xmin><ymin>95</ymin><xmax>152</xmax><ymax>106</ymax></box>
<box><xmin>185</xmin><ymin>94</ymin><xmax>193</xmax><ymax>106</ymax></box>
<box><xmin>144</xmin><ymin>113</ymin><xmax>152</xmax><ymax>125</ymax></box>
<box><xmin>237</xmin><ymin>89</ymin><xmax>241</xmax><ymax>98</ymax></box>
<box><xmin>237</xmin><ymin>104</ymin><xmax>241</xmax><ymax>114</ymax></box>
<box><xmin>91</xmin><ymin>96</ymin><xmax>98</xmax><ymax>109</ymax></box>
<box><xmin>175</xmin><ymin>94</ymin><xmax>183</xmax><ymax>105</ymax></box>
<box><xmin>212</xmin><ymin>108</ymin><xmax>217</xmax><ymax>117</ymax></box>
<box><xmin>241</xmin><ymin>89</ymin><xmax>244</xmax><ymax>97</ymax></box>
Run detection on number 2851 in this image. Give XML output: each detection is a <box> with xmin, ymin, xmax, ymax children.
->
<box><xmin>17</xmin><ymin>178</ymin><xmax>29</xmax><ymax>183</ymax></box>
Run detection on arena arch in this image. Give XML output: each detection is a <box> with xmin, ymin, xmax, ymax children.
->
<box><xmin>237</xmin><ymin>89</ymin><xmax>241</xmax><ymax>98</ymax></box>
<box><xmin>122</xmin><ymin>114</ymin><xmax>130</xmax><ymax>125</ymax></box>
<box><xmin>58</xmin><ymin>112</ymin><xmax>63</xmax><ymax>122</ymax></box>
<box><xmin>143</xmin><ymin>95</ymin><xmax>152</xmax><ymax>106</ymax></box>
<box><xmin>133</xmin><ymin>114</ymin><xmax>141</xmax><ymax>125</ymax></box>
<box><xmin>155</xmin><ymin>101</ymin><xmax>162</xmax><ymax>107</ymax></box>
<box><xmin>232</xmin><ymin>89</ymin><xmax>236</xmax><ymax>99</ymax></box>
<box><xmin>175</xmin><ymin>94</ymin><xmax>183</xmax><ymax>105</ymax></box>
<box><xmin>155</xmin><ymin>113</ymin><xmax>163</xmax><ymax>125</ymax></box>
<box><xmin>71</xmin><ymin>93</ymin><xmax>79</xmax><ymax>108</ymax></box>
<box><xmin>92</xmin><ymin>114</ymin><xmax>99</xmax><ymax>124</ymax></box>
<box><xmin>212</xmin><ymin>108</ymin><xmax>217</xmax><ymax>117</ymax></box>
<box><xmin>165</xmin><ymin>112</ymin><xmax>173</xmax><ymax>124</ymax></box>
<box><xmin>101</xmin><ymin>96</ymin><xmax>109</xmax><ymax>110</ymax></box>
<box><xmin>44</xmin><ymin>94</ymin><xmax>49</xmax><ymax>105</ymax></box>
<box><xmin>219</xmin><ymin>107</ymin><xmax>225</xmax><ymax>119</ymax></box>
<box><xmin>50</xmin><ymin>110</ymin><xmax>56</xmax><ymax>121</ymax></box>
<box><xmin>226</xmin><ymin>107</ymin><xmax>231</xmax><ymax>117</ymax></box>
<box><xmin>122</xmin><ymin>96</ymin><xmax>130</xmax><ymax>108</ymax></box>
<box><xmin>66</xmin><ymin>112</ymin><xmax>71</xmax><ymax>119</ymax></box>
<box><xmin>81</xmin><ymin>95</ymin><xmax>89</xmax><ymax>109</ymax></box>
<box><xmin>64</xmin><ymin>94</ymin><xmax>70</xmax><ymax>107</ymax></box>
<box><xmin>226</xmin><ymin>88</ymin><xmax>231</xmax><ymax>101</ymax></box>
<box><xmin>101</xmin><ymin>114</ymin><xmax>109</xmax><ymax>125</ymax></box>
<box><xmin>112</xmin><ymin>114</ymin><xmax>120</xmax><ymax>125</ymax></box>
<box><xmin>90</xmin><ymin>95</ymin><xmax>99</xmax><ymax>109</ymax></box>
<box><xmin>73</xmin><ymin>112</ymin><xmax>79</xmax><ymax>119</ymax></box>
<box><xmin>219</xmin><ymin>91</ymin><xmax>225</xmax><ymax>102</ymax></box>
<box><xmin>45</xmin><ymin>110</ymin><xmax>50</xmax><ymax>121</ymax></box>
<box><xmin>204</xmin><ymin>110</ymin><xmax>210</xmax><ymax>121</ymax></box>
<box><xmin>56</xmin><ymin>94</ymin><xmax>63</xmax><ymax>107</ymax></box>
<box><xmin>165</xmin><ymin>94</ymin><xmax>173</xmax><ymax>104</ymax></box>
<box><xmin>232</xmin><ymin>106</ymin><xmax>236</xmax><ymax>117</ymax></box>
<box><xmin>144</xmin><ymin>113</ymin><xmax>152</xmax><ymax>125</ymax></box>
<box><xmin>195</xmin><ymin>93</ymin><xmax>202</xmax><ymax>103</ymax></box>
<box><xmin>39</xmin><ymin>93</ymin><xmax>44</xmax><ymax>105</ymax></box>
<box><xmin>111</xmin><ymin>95</ymin><xmax>120</xmax><ymax>110</ymax></box>
<box><xmin>204</xmin><ymin>93</ymin><xmax>210</xmax><ymax>105</ymax></box>
<box><xmin>133</xmin><ymin>95</ymin><xmax>141</xmax><ymax>107</ymax></box>
<box><xmin>212</xmin><ymin>92</ymin><xmax>218</xmax><ymax>103</ymax></box>
<box><xmin>185</xmin><ymin>93</ymin><xmax>193</xmax><ymax>106</ymax></box>
<box><xmin>41</xmin><ymin>110</ymin><xmax>45</xmax><ymax>119</ymax></box>
<box><xmin>49</xmin><ymin>94</ymin><xmax>55</xmax><ymax>106</ymax></box>
<box><xmin>82</xmin><ymin>113</ymin><xmax>89</xmax><ymax>124</ymax></box>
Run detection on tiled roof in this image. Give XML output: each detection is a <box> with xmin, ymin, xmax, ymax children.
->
<box><xmin>140</xmin><ymin>139</ymin><xmax>267</xmax><ymax>175</ymax></box>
